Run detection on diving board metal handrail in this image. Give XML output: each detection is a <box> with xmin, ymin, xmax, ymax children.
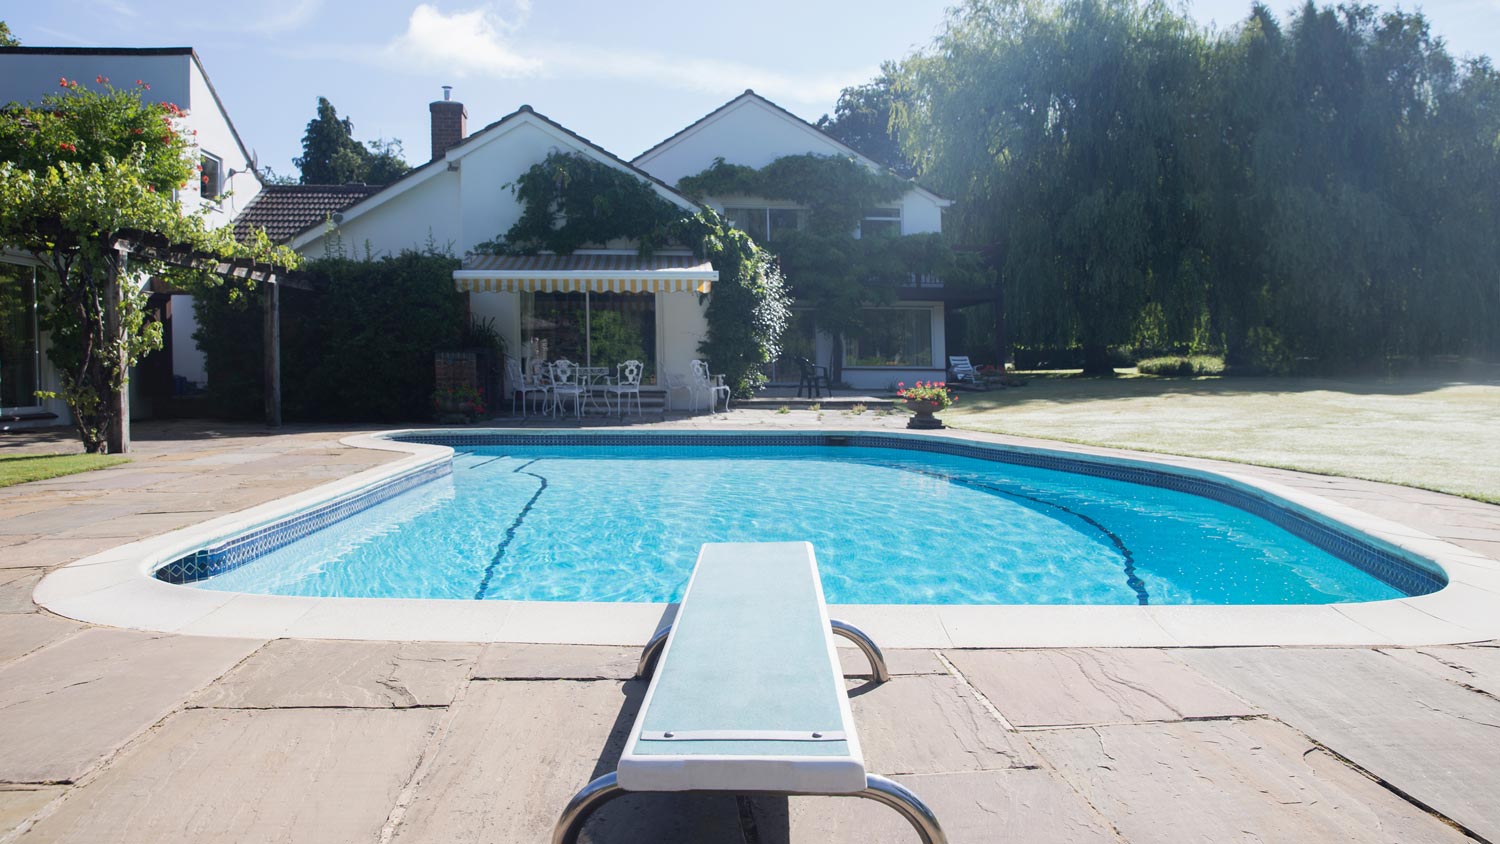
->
<box><xmin>634</xmin><ymin>618</ymin><xmax>892</xmax><ymax>683</ymax></box>
<box><xmin>552</xmin><ymin>772</ymin><xmax>947</xmax><ymax>844</ymax></box>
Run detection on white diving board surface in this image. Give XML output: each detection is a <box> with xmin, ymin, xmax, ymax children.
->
<box><xmin>618</xmin><ymin>541</ymin><xmax>866</xmax><ymax>793</ymax></box>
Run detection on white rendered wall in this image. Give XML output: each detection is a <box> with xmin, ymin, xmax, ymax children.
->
<box><xmin>299</xmin><ymin>169</ymin><xmax>462</xmax><ymax>258</ymax></box>
<box><xmin>657</xmin><ymin>291</ymin><xmax>711</xmax><ymax>409</ymax></box>
<box><xmin>186</xmin><ymin>59</ymin><xmax>261</xmax><ymax>227</ymax></box>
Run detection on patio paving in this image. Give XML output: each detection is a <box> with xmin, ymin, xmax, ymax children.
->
<box><xmin>0</xmin><ymin>417</ymin><xmax>1498</xmax><ymax>842</ymax></box>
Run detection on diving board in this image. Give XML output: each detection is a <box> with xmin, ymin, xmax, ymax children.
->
<box><xmin>552</xmin><ymin>541</ymin><xmax>946</xmax><ymax>844</ymax></box>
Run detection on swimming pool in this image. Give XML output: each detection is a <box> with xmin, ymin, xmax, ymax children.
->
<box><xmin>158</xmin><ymin>432</ymin><xmax>1442</xmax><ymax>606</ymax></box>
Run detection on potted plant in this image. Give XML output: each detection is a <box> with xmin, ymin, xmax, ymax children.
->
<box><xmin>895</xmin><ymin>381</ymin><xmax>954</xmax><ymax>430</ymax></box>
<box><xmin>433</xmin><ymin>384</ymin><xmax>488</xmax><ymax>424</ymax></box>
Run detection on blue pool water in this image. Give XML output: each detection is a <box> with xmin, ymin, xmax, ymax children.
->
<box><xmin>190</xmin><ymin>443</ymin><xmax>1417</xmax><ymax>605</ymax></box>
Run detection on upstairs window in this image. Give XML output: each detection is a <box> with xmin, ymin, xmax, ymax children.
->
<box><xmin>860</xmin><ymin>206</ymin><xmax>902</xmax><ymax>239</ymax></box>
<box><xmin>724</xmin><ymin>206</ymin><xmax>805</xmax><ymax>244</ymax></box>
<box><xmin>200</xmin><ymin>152</ymin><xmax>223</xmax><ymax>203</ymax></box>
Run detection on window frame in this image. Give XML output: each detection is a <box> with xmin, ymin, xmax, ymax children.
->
<box><xmin>859</xmin><ymin>205</ymin><xmax>903</xmax><ymax>239</ymax></box>
<box><xmin>842</xmin><ymin>306</ymin><xmax>935</xmax><ymax>369</ymax></box>
<box><xmin>199</xmin><ymin>151</ymin><xmax>224</xmax><ymax>205</ymax></box>
<box><xmin>0</xmin><ymin>262</ymin><xmax>43</xmax><ymax>413</ymax></box>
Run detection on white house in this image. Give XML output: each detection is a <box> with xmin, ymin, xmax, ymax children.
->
<box><xmin>281</xmin><ymin>96</ymin><xmax>717</xmax><ymax>408</ymax></box>
<box><xmin>0</xmin><ymin>46</ymin><xmax>263</xmax><ymax>428</ymax></box>
<box><xmin>279</xmin><ymin>88</ymin><xmax>981</xmax><ymax>402</ymax></box>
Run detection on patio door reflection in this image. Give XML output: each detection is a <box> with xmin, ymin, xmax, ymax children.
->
<box><xmin>521</xmin><ymin>291</ymin><xmax>656</xmax><ymax>383</ymax></box>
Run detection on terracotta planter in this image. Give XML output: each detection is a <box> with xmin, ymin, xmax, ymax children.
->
<box><xmin>904</xmin><ymin>399</ymin><xmax>945</xmax><ymax>430</ymax></box>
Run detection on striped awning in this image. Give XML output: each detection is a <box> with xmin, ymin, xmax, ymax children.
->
<box><xmin>454</xmin><ymin>253</ymin><xmax>715</xmax><ymax>294</ymax></box>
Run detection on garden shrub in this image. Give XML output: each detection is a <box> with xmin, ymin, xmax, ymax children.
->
<box><xmin>195</xmin><ymin>249</ymin><xmax>463</xmax><ymax>421</ymax></box>
<box><xmin>1135</xmin><ymin>354</ymin><xmax>1226</xmax><ymax>376</ymax></box>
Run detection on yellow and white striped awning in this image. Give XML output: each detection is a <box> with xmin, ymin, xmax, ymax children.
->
<box><xmin>454</xmin><ymin>253</ymin><xmax>715</xmax><ymax>295</ymax></box>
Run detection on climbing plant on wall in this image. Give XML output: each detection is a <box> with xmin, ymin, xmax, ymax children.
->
<box><xmin>677</xmin><ymin>154</ymin><xmax>989</xmax><ymax>345</ymax></box>
<box><xmin>477</xmin><ymin>151</ymin><xmax>791</xmax><ymax>396</ymax></box>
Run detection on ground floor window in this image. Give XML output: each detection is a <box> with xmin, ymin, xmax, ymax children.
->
<box><xmin>0</xmin><ymin>263</ymin><xmax>40</xmax><ymax>410</ymax></box>
<box><xmin>844</xmin><ymin>307</ymin><xmax>933</xmax><ymax>367</ymax></box>
<box><xmin>521</xmin><ymin>291</ymin><xmax>657</xmax><ymax>382</ymax></box>
<box><xmin>764</xmin><ymin>309</ymin><xmax>817</xmax><ymax>384</ymax></box>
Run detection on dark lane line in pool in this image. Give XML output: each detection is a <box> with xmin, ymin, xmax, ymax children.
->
<box><xmin>876</xmin><ymin>460</ymin><xmax>1150</xmax><ymax>605</ymax></box>
<box><xmin>474</xmin><ymin>458</ymin><xmax>548</xmax><ymax>600</ymax></box>
<box><xmin>467</xmin><ymin>455</ymin><xmax>507</xmax><ymax>469</ymax></box>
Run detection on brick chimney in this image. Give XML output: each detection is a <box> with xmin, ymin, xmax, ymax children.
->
<box><xmin>429</xmin><ymin>85</ymin><xmax>466</xmax><ymax>161</ymax></box>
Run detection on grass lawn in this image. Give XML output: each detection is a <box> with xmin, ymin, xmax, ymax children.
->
<box><xmin>940</xmin><ymin>371</ymin><xmax>1500</xmax><ymax>503</ymax></box>
<box><xmin>0</xmin><ymin>453</ymin><xmax>130</xmax><ymax>488</ymax></box>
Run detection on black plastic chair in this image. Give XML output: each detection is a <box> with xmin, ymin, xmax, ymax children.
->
<box><xmin>795</xmin><ymin>356</ymin><xmax>834</xmax><ymax>398</ymax></box>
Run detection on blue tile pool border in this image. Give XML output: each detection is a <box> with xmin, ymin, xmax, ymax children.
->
<box><xmin>157</xmin><ymin>430</ymin><xmax>1447</xmax><ymax>597</ymax></box>
<box><xmin>155</xmin><ymin>459</ymin><xmax>453</xmax><ymax>585</ymax></box>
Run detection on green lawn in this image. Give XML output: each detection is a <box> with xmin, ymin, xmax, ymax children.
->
<box><xmin>0</xmin><ymin>453</ymin><xmax>130</xmax><ymax>488</ymax></box>
<box><xmin>940</xmin><ymin>372</ymin><xmax>1500</xmax><ymax>503</ymax></box>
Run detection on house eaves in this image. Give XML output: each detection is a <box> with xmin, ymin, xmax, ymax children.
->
<box><xmin>631</xmin><ymin>89</ymin><xmax>952</xmax><ymax>207</ymax></box>
<box><xmin>286</xmin><ymin>105</ymin><xmax>704</xmax><ymax>250</ymax></box>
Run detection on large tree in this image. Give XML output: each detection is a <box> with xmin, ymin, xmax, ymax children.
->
<box><xmin>0</xmin><ymin>20</ymin><xmax>20</xmax><ymax>46</ymax></box>
<box><xmin>294</xmin><ymin>97</ymin><xmax>409</xmax><ymax>186</ymax></box>
<box><xmin>0</xmin><ymin>77</ymin><xmax>295</xmax><ymax>452</ymax></box>
<box><xmin>898</xmin><ymin>0</ymin><xmax>1205</xmax><ymax>374</ymax></box>
<box><xmin>817</xmin><ymin>64</ymin><xmax>917</xmax><ymax>178</ymax></box>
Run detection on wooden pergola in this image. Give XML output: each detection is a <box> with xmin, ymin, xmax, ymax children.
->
<box><xmin>110</xmin><ymin>229</ymin><xmax>309</xmax><ymax>450</ymax></box>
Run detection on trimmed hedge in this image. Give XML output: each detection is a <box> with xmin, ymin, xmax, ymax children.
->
<box><xmin>194</xmin><ymin>251</ymin><xmax>464</xmax><ymax>421</ymax></box>
<box><xmin>1135</xmin><ymin>355</ymin><xmax>1226</xmax><ymax>377</ymax></box>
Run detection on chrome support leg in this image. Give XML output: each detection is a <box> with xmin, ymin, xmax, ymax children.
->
<box><xmin>635</xmin><ymin>625</ymin><xmax>671</xmax><ymax>678</ymax></box>
<box><xmin>858</xmin><ymin>775</ymin><xmax>948</xmax><ymax>843</ymax></box>
<box><xmin>551</xmin><ymin>772</ymin><xmax>625</xmax><ymax>844</ymax></box>
<box><xmin>830</xmin><ymin>619</ymin><xmax>891</xmax><ymax>683</ymax></box>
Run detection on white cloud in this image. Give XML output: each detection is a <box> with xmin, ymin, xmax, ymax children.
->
<box><xmin>382</xmin><ymin>2</ymin><xmax>858</xmax><ymax>105</ymax></box>
<box><xmin>95</xmin><ymin>0</ymin><xmax>138</xmax><ymax>18</ymax></box>
<box><xmin>386</xmin><ymin>3</ymin><xmax>540</xmax><ymax>78</ymax></box>
<box><xmin>247</xmin><ymin>0</ymin><xmax>324</xmax><ymax>34</ymax></box>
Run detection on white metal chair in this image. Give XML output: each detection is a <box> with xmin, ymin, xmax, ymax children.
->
<box><xmin>604</xmin><ymin>359</ymin><xmax>644</xmax><ymax>416</ymax></box>
<box><xmin>548</xmin><ymin>359</ymin><xmax>585</xmax><ymax>419</ymax></box>
<box><xmin>507</xmin><ymin>358</ymin><xmax>549</xmax><ymax>418</ymax></box>
<box><xmin>690</xmin><ymin>359</ymin><xmax>731</xmax><ymax>414</ymax></box>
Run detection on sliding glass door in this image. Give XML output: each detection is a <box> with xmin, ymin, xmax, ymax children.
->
<box><xmin>521</xmin><ymin>291</ymin><xmax>657</xmax><ymax>382</ymax></box>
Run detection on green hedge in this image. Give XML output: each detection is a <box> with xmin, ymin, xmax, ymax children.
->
<box><xmin>1135</xmin><ymin>355</ymin><xmax>1226</xmax><ymax>377</ymax></box>
<box><xmin>194</xmin><ymin>251</ymin><xmax>464</xmax><ymax>421</ymax></box>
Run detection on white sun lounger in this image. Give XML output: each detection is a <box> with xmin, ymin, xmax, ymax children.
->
<box><xmin>552</xmin><ymin>541</ymin><xmax>946</xmax><ymax>844</ymax></box>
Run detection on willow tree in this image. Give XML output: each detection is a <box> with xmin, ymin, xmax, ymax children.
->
<box><xmin>897</xmin><ymin>0</ymin><xmax>1205</xmax><ymax>374</ymax></box>
<box><xmin>0</xmin><ymin>77</ymin><xmax>295</xmax><ymax>452</ymax></box>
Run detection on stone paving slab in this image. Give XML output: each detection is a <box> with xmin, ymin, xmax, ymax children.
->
<box><xmin>1177</xmin><ymin>647</ymin><xmax>1500</xmax><ymax>842</ymax></box>
<box><xmin>191</xmin><ymin>639</ymin><xmax>480</xmax><ymax>709</ymax></box>
<box><xmin>17</xmin><ymin>708</ymin><xmax>436</xmax><ymax>844</ymax></box>
<box><xmin>0</xmin><ymin>614</ymin><xmax>79</xmax><ymax>666</ymax></box>
<box><xmin>840</xmin><ymin>647</ymin><xmax>947</xmax><ymax>677</ymax></box>
<box><xmin>0</xmin><ymin>630</ymin><xmax>263</xmax><ymax>783</ymax></box>
<box><xmin>947</xmin><ymin>648</ymin><xmax>1258</xmax><ymax>727</ymax></box>
<box><xmin>475</xmin><ymin>642</ymin><xmax>640</xmax><ymax>680</ymax></box>
<box><xmin>1379</xmin><ymin>646</ymin><xmax>1500</xmax><ymax>698</ymax></box>
<box><xmin>51</xmin><ymin>511</ymin><xmax>213</xmax><ymax>540</ymax></box>
<box><xmin>769</xmin><ymin>769</ymin><xmax>1120</xmax><ymax>844</ymax></box>
<box><xmin>1028</xmin><ymin>718</ymin><xmax>1470</xmax><ymax>843</ymax></box>
<box><xmin>392</xmin><ymin>679</ymin><xmax>648</xmax><ymax>843</ymax></box>
<box><xmin>0</xmin><ymin>787</ymin><xmax>65</xmax><ymax>839</ymax></box>
<box><xmin>850</xmin><ymin>674</ymin><xmax>1038</xmax><ymax>773</ymax></box>
<box><xmin>0</xmin><ymin>537</ymin><xmax>131</xmax><ymax>570</ymax></box>
<box><xmin>0</xmin><ymin>571</ymin><xmax>42</xmax><ymax>613</ymax></box>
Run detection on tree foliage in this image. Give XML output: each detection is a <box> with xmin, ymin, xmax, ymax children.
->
<box><xmin>816</xmin><ymin>64</ymin><xmax>918</xmax><ymax>178</ymax></box>
<box><xmin>0</xmin><ymin>20</ymin><xmax>20</xmax><ymax>46</ymax></box>
<box><xmin>293</xmin><ymin>97</ymin><xmax>410</xmax><ymax>186</ymax></box>
<box><xmin>0</xmin><ymin>77</ymin><xmax>296</xmax><ymax>451</ymax></box>
<box><xmin>895</xmin><ymin>0</ymin><xmax>1500</xmax><ymax>371</ymax></box>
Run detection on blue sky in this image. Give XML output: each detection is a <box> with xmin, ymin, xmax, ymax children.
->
<box><xmin>7</xmin><ymin>0</ymin><xmax>1497</xmax><ymax>178</ymax></box>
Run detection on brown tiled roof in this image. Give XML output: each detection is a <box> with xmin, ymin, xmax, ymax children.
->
<box><xmin>233</xmin><ymin>184</ymin><xmax>384</xmax><ymax>243</ymax></box>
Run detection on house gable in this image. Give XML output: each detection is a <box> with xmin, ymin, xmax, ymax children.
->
<box><xmin>632</xmin><ymin>90</ymin><xmax>950</xmax><ymax>207</ymax></box>
<box><xmin>289</xmin><ymin>106</ymin><xmax>702</xmax><ymax>256</ymax></box>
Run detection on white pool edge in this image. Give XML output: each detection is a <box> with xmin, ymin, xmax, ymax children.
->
<box><xmin>32</xmin><ymin>428</ymin><xmax>1500</xmax><ymax>648</ymax></box>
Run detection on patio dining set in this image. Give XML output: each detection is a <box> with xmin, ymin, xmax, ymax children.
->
<box><xmin>506</xmin><ymin>358</ymin><xmax>730</xmax><ymax>418</ymax></box>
